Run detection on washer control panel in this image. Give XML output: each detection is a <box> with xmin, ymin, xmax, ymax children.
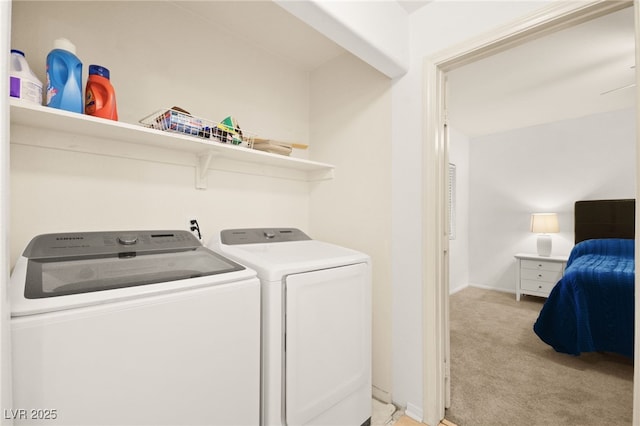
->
<box><xmin>221</xmin><ymin>228</ymin><xmax>311</xmax><ymax>245</ymax></box>
<box><xmin>23</xmin><ymin>230</ymin><xmax>200</xmax><ymax>259</ymax></box>
<box><xmin>118</xmin><ymin>235</ymin><xmax>139</xmax><ymax>245</ymax></box>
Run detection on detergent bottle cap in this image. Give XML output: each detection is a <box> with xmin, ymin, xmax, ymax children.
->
<box><xmin>89</xmin><ymin>65</ymin><xmax>110</xmax><ymax>80</ymax></box>
<box><xmin>53</xmin><ymin>38</ymin><xmax>77</xmax><ymax>54</ymax></box>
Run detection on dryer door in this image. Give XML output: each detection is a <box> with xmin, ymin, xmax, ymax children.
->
<box><xmin>284</xmin><ymin>262</ymin><xmax>371</xmax><ymax>425</ymax></box>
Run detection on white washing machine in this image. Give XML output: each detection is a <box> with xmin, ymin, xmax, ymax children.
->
<box><xmin>9</xmin><ymin>230</ymin><xmax>261</xmax><ymax>426</ymax></box>
<box><xmin>211</xmin><ymin>228</ymin><xmax>371</xmax><ymax>426</ymax></box>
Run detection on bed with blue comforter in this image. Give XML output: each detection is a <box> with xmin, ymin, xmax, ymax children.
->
<box><xmin>533</xmin><ymin>238</ymin><xmax>635</xmax><ymax>358</ymax></box>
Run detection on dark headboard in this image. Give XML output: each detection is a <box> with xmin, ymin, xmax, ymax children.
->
<box><xmin>574</xmin><ymin>199</ymin><xmax>635</xmax><ymax>244</ymax></box>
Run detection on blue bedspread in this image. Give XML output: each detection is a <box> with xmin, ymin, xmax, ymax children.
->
<box><xmin>533</xmin><ymin>238</ymin><xmax>635</xmax><ymax>358</ymax></box>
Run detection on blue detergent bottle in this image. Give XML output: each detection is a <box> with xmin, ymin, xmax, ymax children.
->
<box><xmin>46</xmin><ymin>38</ymin><xmax>83</xmax><ymax>113</ymax></box>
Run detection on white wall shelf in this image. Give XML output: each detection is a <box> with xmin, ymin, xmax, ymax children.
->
<box><xmin>9</xmin><ymin>100</ymin><xmax>335</xmax><ymax>188</ymax></box>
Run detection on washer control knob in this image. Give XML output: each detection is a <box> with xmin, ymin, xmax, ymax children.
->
<box><xmin>118</xmin><ymin>235</ymin><xmax>138</xmax><ymax>245</ymax></box>
<box><xmin>264</xmin><ymin>231</ymin><xmax>276</xmax><ymax>239</ymax></box>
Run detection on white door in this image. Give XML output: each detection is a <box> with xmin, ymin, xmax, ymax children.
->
<box><xmin>284</xmin><ymin>263</ymin><xmax>370</xmax><ymax>425</ymax></box>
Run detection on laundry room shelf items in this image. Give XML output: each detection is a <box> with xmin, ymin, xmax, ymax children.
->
<box><xmin>140</xmin><ymin>108</ymin><xmax>302</xmax><ymax>157</ymax></box>
<box><xmin>9</xmin><ymin>100</ymin><xmax>335</xmax><ymax>188</ymax></box>
<box><xmin>139</xmin><ymin>108</ymin><xmax>255</xmax><ymax>147</ymax></box>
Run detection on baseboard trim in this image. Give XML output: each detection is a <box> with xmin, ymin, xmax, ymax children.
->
<box><xmin>449</xmin><ymin>284</ymin><xmax>468</xmax><ymax>295</ymax></box>
<box><xmin>405</xmin><ymin>403</ymin><xmax>423</xmax><ymax>423</ymax></box>
<box><xmin>468</xmin><ymin>283</ymin><xmax>515</xmax><ymax>294</ymax></box>
<box><xmin>372</xmin><ymin>386</ymin><xmax>392</xmax><ymax>404</ymax></box>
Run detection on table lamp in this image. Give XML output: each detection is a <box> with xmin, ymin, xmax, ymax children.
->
<box><xmin>530</xmin><ymin>213</ymin><xmax>559</xmax><ymax>256</ymax></box>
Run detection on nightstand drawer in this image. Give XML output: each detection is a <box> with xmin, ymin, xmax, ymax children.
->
<box><xmin>521</xmin><ymin>259</ymin><xmax>563</xmax><ymax>272</ymax></box>
<box><xmin>521</xmin><ymin>279</ymin><xmax>556</xmax><ymax>294</ymax></box>
<box><xmin>515</xmin><ymin>253</ymin><xmax>568</xmax><ymax>301</ymax></box>
<box><xmin>521</xmin><ymin>268</ymin><xmax>562</xmax><ymax>283</ymax></box>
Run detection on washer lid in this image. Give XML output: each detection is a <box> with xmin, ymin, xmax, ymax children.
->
<box><xmin>18</xmin><ymin>230</ymin><xmax>246</xmax><ymax>299</ymax></box>
<box><xmin>214</xmin><ymin>231</ymin><xmax>370</xmax><ymax>281</ymax></box>
<box><xmin>24</xmin><ymin>247</ymin><xmax>247</xmax><ymax>299</ymax></box>
<box><xmin>23</xmin><ymin>230</ymin><xmax>203</xmax><ymax>260</ymax></box>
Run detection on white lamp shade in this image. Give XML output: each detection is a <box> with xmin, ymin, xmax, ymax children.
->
<box><xmin>530</xmin><ymin>213</ymin><xmax>559</xmax><ymax>234</ymax></box>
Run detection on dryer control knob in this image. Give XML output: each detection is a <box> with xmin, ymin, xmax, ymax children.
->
<box><xmin>264</xmin><ymin>231</ymin><xmax>276</xmax><ymax>239</ymax></box>
<box><xmin>118</xmin><ymin>235</ymin><xmax>138</xmax><ymax>245</ymax></box>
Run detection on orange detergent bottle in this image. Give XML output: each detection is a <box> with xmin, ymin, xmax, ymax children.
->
<box><xmin>85</xmin><ymin>64</ymin><xmax>118</xmax><ymax>120</ymax></box>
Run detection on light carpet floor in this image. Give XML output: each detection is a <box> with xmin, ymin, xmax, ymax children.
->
<box><xmin>445</xmin><ymin>287</ymin><xmax>633</xmax><ymax>425</ymax></box>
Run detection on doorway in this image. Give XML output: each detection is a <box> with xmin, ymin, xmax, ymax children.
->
<box><xmin>421</xmin><ymin>1</ymin><xmax>638</xmax><ymax>425</ymax></box>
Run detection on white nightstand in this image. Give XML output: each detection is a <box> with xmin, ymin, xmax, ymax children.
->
<box><xmin>514</xmin><ymin>253</ymin><xmax>569</xmax><ymax>301</ymax></box>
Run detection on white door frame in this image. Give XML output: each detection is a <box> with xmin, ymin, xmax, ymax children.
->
<box><xmin>421</xmin><ymin>1</ymin><xmax>636</xmax><ymax>425</ymax></box>
<box><xmin>1</xmin><ymin>1</ymin><xmax>13</xmax><ymax>425</ymax></box>
<box><xmin>633</xmin><ymin>2</ymin><xmax>640</xmax><ymax>424</ymax></box>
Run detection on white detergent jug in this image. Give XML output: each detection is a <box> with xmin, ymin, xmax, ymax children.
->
<box><xmin>10</xmin><ymin>49</ymin><xmax>43</xmax><ymax>105</ymax></box>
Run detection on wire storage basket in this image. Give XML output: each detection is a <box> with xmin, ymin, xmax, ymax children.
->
<box><xmin>139</xmin><ymin>107</ymin><xmax>255</xmax><ymax>148</ymax></box>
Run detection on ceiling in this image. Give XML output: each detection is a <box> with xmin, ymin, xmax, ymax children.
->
<box><xmin>169</xmin><ymin>1</ymin><xmax>348</xmax><ymax>71</ymax></box>
<box><xmin>171</xmin><ymin>0</ymin><xmax>431</xmax><ymax>72</ymax></box>
<box><xmin>171</xmin><ymin>2</ymin><xmax>634</xmax><ymax>139</ymax></box>
<box><xmin>447</xmin><ymin>6</ymin><xmax>636</xmax><ymax>138</ymax></box>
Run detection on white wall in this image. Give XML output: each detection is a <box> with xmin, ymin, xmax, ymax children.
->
<box><xmin>391</xmin><ymin>1</ymin><xmax>553</xmax><ymax>413</ymax></box>
<box><xmin>309</xmin><ymin>53</ymin><xmax>393</xmax><ymax>402</ymax></box>
<box><xmin>10</xmin><ymin>143</ymin><xmax>311</xmax><ymax>264</ymax></box>
<box><xmin>467</xmin><ymin>107</ymin><xmax>636</xmax><ymax>292</ymax></box>
<box><xmin>448</xmin><ymin>127</ymin><xmax>470</xmax><ymax>295</ymax></box>
<box><xmin>9</xmin><ymin>1</ymin><xmax>313</xmax><ymax>266</ymax></box>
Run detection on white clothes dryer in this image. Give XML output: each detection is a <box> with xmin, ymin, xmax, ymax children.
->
<box><xmin>211</xmin><ymin>228</ymin><xmax>372</xmax><ymax>426</ymax></box>
<box><xmin>9</xmin><ymin>230</ymin><xmax>261</xmax><ymax>426</ymax></box>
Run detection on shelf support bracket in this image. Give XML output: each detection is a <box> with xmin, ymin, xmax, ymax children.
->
<box><xmin>308</xmin><ymin>167</ymin><xmax>335</xmax><ymax>181</ymax></box>
<box><xmin>196</xmin><ymin>151</ymin><xmax>215</xmax><ymax>189</ymax></box>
